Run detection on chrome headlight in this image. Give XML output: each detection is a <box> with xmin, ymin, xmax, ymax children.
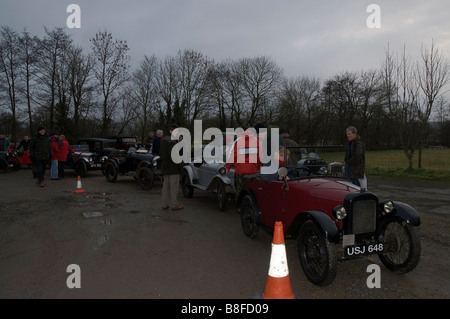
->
<box><xmin>218</xmin><ymin>166</ymin><xmax>226</xmax><ymax>175</ymax></box>
<box><xmin>383</xmin><ymin>200</ymin><xmax>394</xmax><ymax>214</ymax></box>
<box><xmin>333</xmin><ymin>206</ymin><xmax>347</xmax><ymax>220</ymax></box>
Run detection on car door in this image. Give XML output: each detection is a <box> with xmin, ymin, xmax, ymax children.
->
<box><xmin>251</xmin><ymin>178</ymin><xmax>290</xmax><ymax>228</ymax></box>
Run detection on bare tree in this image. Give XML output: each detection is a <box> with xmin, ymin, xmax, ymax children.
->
<box><xmin>129</xmin><ymin>54</ymin><xmax>159</xmax><ymax>141</ymax></box>
<box><xmin>35</xmin><ymin>27</ymin><xmax>73</xmax><ymax>131</ymax></box>
<box><xmin>0</xmin><ymin>26</ymin><xmax>21</xmax><ymax>142</ymax></box>
<box><xmin>67</xmin><ymin>45</ymin><xmax>95</xmax><ymax>139</ymax></box>
<box><xmin>278</xmin><ymin>76</ymin><xmax>322</xmax><ymax>143</ymax></box>
<box><xmin>178</xmin><ymin>50</ymin><xmax>212</xmax><ymax>128</ymax></box>
<box><xmin>416</xmin><ymin>40</ymin><xmax>450</xmax><ymax>167</ymax></box>
<box><xmin>91</xmin><ymin>30</ymin><xmax>130</xmax><ymax>135</ymax></box>
<box><xmin>18</xmin><ymin>29</ymin><xmax>39</xmax><ymax>136</ymax></box>
<box><xmin>235</xmin><ymin>56</ymin><xmax>283</xmax><ymax>126</ymax></box>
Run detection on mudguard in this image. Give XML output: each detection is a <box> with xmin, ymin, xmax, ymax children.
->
<box><xmin>183</xmin><ymin>165</ymin><xmax>195</xmax><ymax>182</ymax></box>
<box><xmin>294</xmin><ymin>210</ymin><xmax>340</xmax><ymax>244</ymax></box>
<box><xmin>207</xmin><ymin>175</ymin><xmax>232</xmax><ymax>191</ymax></box>
<box><xmin>390</xmin><ymin>201</ymin><xmax>421</xmax><ymax>226</ymax></box>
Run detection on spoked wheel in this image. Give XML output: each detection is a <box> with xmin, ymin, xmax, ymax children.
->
<box><xmin>240</xmin><ymin>195</ymin><xmax>259</xmax><ymax>238</ymax></box>
<box><xmin>104</xmin><ymin>162</ymin><xmax>118</xmax><ymax>183</ymax></box>
<box><xmin>378</xmin><ymin>218</ymin><xmax>421</xmax><ymax>273</ymax></box>
<box><xmin>181</xmin><ymin>171</ymin><xmax>194</xmax><ymax>198</ymax></box>
<box><xmin>74</xmin><ymin>160</ymin><xmax>88</xmax><ymax>178</ymax></box>
<box><xmin>298</xmin><ymin>220</ymin><xmax>337</xmax><ymax>286</ymax></box>
<box><xmin>217</xmin><ymin>181</ymin><xmax>227</xmax><ymax>211</ymax></box>
<box><xmin>138</xmin><ymin>167</ymin><xmax>155</xmax><ymax>190</ymax></box>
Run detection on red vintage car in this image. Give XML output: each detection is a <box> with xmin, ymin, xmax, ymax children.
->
<box><xmin>236</xmin><ymin>147</ymin><xmax>421</xmax><ymax>286</ymax></box>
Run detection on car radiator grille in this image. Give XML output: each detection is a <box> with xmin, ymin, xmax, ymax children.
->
<box><xmin>352</xmin><ymin>200</ymin><xmax>377</xmax><ymax>234</ymax></box>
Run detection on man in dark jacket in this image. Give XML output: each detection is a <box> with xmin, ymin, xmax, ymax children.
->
<box><xmin>29</xmin><ymin>125</ymin><xmax>51</xmax><ymax>187</ymax></box>
<box><xmin>344</xmin><ymin>126</ymin><xmax>367</xmax><ymax>189</ymax></box>
<box><xmin>160</xmin><ymin>125</ymin><xmax>183</xmax><ymax>210</ymax></box>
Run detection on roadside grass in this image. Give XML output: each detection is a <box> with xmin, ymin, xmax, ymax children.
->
<box><xmin>319</xmin><ymin>148</ymin><xmax>450</xmax><ymax>183</ymax></box>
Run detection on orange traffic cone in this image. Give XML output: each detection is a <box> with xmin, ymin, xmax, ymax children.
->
<box><xmin>74</xmin><ymin>176</ymin><xmax>85</xmax><ymax>194</ymax></box>
<box><xmin>262</xmin><ymin>221</ymin><xmax>295</xmax><ymax>299</ymax></box>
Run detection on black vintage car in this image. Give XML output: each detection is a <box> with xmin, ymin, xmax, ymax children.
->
<box><xmin>65</xmin><ymin>138</ymin><xmax>116</xmax><ymax>177</ymax></box>
<box><xmin>103</xmin><ymin>148</ymin><xmax>161</xmax><ymax>190</ymax></box>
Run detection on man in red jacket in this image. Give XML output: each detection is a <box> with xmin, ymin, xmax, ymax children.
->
<box><xmin>225</xmin><ymin>129</ymin><xmax>262</xmax><ymax>195</ymax></box>
<box><xmin>57</xmin><ymin>134</ymin><xmax>72</xmax><ymax>179</ymax></box>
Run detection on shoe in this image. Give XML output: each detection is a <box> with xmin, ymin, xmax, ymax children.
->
<box><xmin>171</xmin><ymin>205</ymin><xmax>183</xmax><ymax>211</ymax></box>
<box><xmin>162</xmin><ymin>205</ymin><xmax>169</xmax><ymax>210</ymax></box>
<box><xmin>40</xmin><ymin>181</ymin><xmax>45</xmax><ymax>187</ymax></box>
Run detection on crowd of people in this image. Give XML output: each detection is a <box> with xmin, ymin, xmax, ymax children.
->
<box><xmin>1</xmin><ymin>123</ymin><xmax>366</xmax><ymax>208</ymax></box>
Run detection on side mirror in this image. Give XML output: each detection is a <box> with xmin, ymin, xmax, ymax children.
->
<box><xmin>278</xmin><ymin>167</ymin><xmax>289</xmax><ymax>194</ymax></box>
<box><xmin>278</xmin><ymin>167</ymin><xmax>288</xmax><ymax>178</ymax></box>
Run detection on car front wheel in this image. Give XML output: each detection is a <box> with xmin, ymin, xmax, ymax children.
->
<box><xmin>240</xmin><ymin>194</ymin><xmax>259</xmax><ymax>238</ymax></box>
<box><xmin>378</xmin><ymin>218</ymin><xmax>421</xmax><ymax>273</ymax></box>
<box><xmin>298</xmin><ymin>220</ymin><xmax>337</xmax><ymax>286</ymax></box>
<box><xmin>217</xmin><ymin>181</ymin><xmax>227</xmax><ymax>211</ymax></box>
<box><xmin>74</xmin><ymin>160</ymin><xmax>88</xmax><ymax>178</ymax></box>
<box><xmin>104</xmin><ymin>162</ymin><xmax>117</xmax><ymax>183</ymax></box>
<box><xmin>138</xmin><ymin>167</ymin><xmax>155</xmax><ymax>190</ymax></box>
<box><xmin>181</xmin><ymin>171</ymin><xmax>194</xmax><ymax>198</ymax></box>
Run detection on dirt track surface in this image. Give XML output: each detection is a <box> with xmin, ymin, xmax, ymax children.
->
<box><xmin>0</xmin><ymin>168</ymin><xmax>449</xmax><ymax>299</ymax></box>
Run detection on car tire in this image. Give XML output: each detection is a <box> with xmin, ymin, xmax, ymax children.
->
<box><xmin>240</xmin><ymin>194</ymin><xmax>260</xmax><ymax>238</ymax></box>
<box><xmin>298</xmin><ymin>220</ymin><xmax>337</xmax><ymax>286</ymax></box>
<box><xmin>138</xmin><ymin>167</ymin><xmax>155</xmax><ymax>190</ymax></box>
<box><xmin>104</xmin><ymin>162</ymin><xmax>117</xmax><ymax>183</ymax></box>
<box><xmin>217</xmin><ymin>181</ymin><xmax>227</xmax><ymax>211</ymax></box>
<box><xmin>74</xmin><ymin>160</ymin><xmax>88</xmax><ymax>178</ymax></box>
<box><xmin>181</xmin><ymin>171</ymin><xmax>194</xmax><ymax>198</ymax></box>
<box><xmin>377</xmin><ymin>218</ymin><xmax>421</xmax><ymax>274</ymax></box>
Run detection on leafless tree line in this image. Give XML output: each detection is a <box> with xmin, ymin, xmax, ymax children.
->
<box><xmin>1</xmin><ymin>26</ymin><xmax>449</xmax><ymax>168</ymax></box>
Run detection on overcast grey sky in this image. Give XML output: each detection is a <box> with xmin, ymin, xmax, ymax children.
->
<box><xmin>1</xmin><ymin>0</ymin><xmax>449</xmax><ymax>80</ymax></box>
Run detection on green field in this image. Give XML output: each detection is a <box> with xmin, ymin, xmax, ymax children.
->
<box><xmin>320</xmin><ymin>148</ymin><xmax>450</xmax><ymax>182</ymax></box>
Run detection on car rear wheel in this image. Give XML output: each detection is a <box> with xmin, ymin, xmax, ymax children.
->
<box><xmin>240</xmin><ymin>195</ymin><xmax>259</xmax><ymax>238</ymax></box>
<box><xmin>217</xmin><ymin>181</ymin><xmax>227</xmax><ymax>211</ymax></box>
<box><xmin>138</xmin><ymin>167</ymin><xmax>155</xmax><ymax>190</ymax></box>
<box><xmin>104</xmin><ymin>162</ymin><xmax>117</xmax><ymax>183</ymax></box>
<box><xmin>181</xmin><ymin>171</ymin><xmax>194</xmax><ymax>198</ymax></box>
<box><xmin>74</xmin><ymin>160</ymin><xmax>88</xmax><ymax>178</ymax></box>
<box><xmin>378</xmin><ymin>218</ymin><xmax>421</xmax><ymax>273</ymax></box>
<box><xmin>298</xmin><ymin>220</ymin><xmax>337</xmax><ymax>286</ymax></box>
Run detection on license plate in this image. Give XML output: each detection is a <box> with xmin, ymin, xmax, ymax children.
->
<box><xmin>344</xmin><ymin>243</ymin><xmax>384</xmax><ymax>258</ymax></box>
<box><xmin>91</xmin><ymin>163</ymin><xmax>101</xmax><ymax>168</ymax></box>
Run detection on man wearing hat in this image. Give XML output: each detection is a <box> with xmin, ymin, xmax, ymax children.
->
<box><xmin>29</xmin><ymin>125</ymin><xmax>51</xmax><ymax>187</ymax></box>
<box><xmin>280</xmin><ymin>128</ymin><xmax>299</xmax><ymax>168</ymax></box>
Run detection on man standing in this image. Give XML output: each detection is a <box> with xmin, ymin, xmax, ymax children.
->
<box><xmin>58</xmin><ymin>134</ymin><xmax>71</xmax><ymax>179</ymax></box>
<box><xmin>280</xmin><ymin>129</ymin><xmax>299</xmax><ymax>168</ymax></box>
<box><xmin>160</xmin><ymin>125</ymin><xmax>183</xmax><ymax>210</ymax></box>
<box><xmin>0</xmin><ymin>133</ymin><xmax>10</xmax><ymax>151</ymax></box>
<box><xmin>152</xmin><ymin>129</ymin><xmax>163</xmax><ymax>155</ymax></box>
<box><xmin>49</xmin><ymin>132</ymin><xmax>60</xmax><ymax>180</ymax></box>
<box><xmin>344</xmin><ymin>126</ymin><xmax>367</xmax><ymax>189</ymax></box>
<box><xmin>15</xmin><ymin>135</ymin><xmax>31</xmax><ymax>152</ymax></box>
<box><xmin>29</xmin><ymin>125</ymin><xmax>51</xmax><ymax>187</ymax></box>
